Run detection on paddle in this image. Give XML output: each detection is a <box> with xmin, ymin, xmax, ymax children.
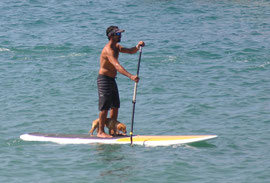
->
<box><xmin>130</xmin><ymin>46</ymin><xmax>142</xmax><ymax>146</ymax></box>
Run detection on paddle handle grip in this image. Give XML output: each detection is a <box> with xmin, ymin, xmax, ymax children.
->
<box><xmin>132</xmin><ymin>46</ymin><xmax>142</xmax><ymax>104</ymax></box>
<box><xmin>136</xmin><ymin>47</ymin><xmax>142</xmax><ymax>76</ymax></box>
<box><xmin>132</xmin><ymin>83</ymin><xmax>138</xmax><ymax>103</ymax></box>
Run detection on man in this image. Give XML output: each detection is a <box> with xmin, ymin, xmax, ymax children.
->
<box><xmin>97</xmin><ymin>26</ymin><xmax>145</xmax><ymax>138</ymax></box>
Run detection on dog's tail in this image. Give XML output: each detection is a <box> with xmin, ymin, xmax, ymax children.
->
<box><xmin>89</xmin><ymin>129</ymin><xmax>94</xmax><ymax>135</ymax></box>
<box><xmin>89</xmin><ymin>126</ymin><xmax>97</xmax><ymax>136</ymax></box>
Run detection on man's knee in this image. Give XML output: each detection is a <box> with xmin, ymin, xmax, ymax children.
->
<box><xmin>99</xmin><ymin>110</ymin><xmax>108</xmax><ymax>118</ymax></box>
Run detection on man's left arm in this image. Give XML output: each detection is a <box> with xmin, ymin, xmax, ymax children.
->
<box><xmin>118</xmin><ymin>41</ymin><xmax>145</xmax><ymax>54</ymax></box>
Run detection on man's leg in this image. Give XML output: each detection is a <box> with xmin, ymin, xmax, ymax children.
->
<box><xmin>97</xmin><ymin>110</ymin><xmax>112</xmax><ymax>138</ymax></box>
<box><xmin>110</xmin><ymin>108</ymin><xmax>118</xmax><ymax>121</ymax></box>
<box><xmin>109</xmin><ymin>108</ymin><xmax>119</xmax><ymax>135</ymax></box>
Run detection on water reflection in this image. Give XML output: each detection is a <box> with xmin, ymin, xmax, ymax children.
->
<box><xmin>95</xmin><ymin>144</ymin><xmax>125</xmax><ymax>162</ymax></box>
<box><xmin>94</xmin><ymin>144</ymin><xmax>134</xmax><ymax>182</ymax></box>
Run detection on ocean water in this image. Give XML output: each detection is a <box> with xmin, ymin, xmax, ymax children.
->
<box><xmin>1</xmin><ymin>0</ymin><xmax>270</xmax><ymax>182</ymax></box>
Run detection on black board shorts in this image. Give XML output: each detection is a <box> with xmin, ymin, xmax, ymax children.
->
<box><xmin>97</xmin><ymin>74</ymin><xmax>120</xmax><ymax>111</ymax></box>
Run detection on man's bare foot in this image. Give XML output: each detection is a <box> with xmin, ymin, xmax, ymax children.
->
<box><xmin>97</xmin><ymin>132</ymin><xmax>113</xmax><ymax>138</ymax></box>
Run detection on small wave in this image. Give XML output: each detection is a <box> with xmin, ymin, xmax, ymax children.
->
<box><xmin>0</xmin><ymin>48</ymin><xmax>10</xmax><ymax>52</ymax></box>
<box><xmin>186</xmin><ymin>50</ymin><xmax>222</xmax><ymax>59</ymax></box>
<box><xmin>168</xmin><ymin>55</ymin><xmax>178</xmax><ymax>62</ymax></box>
<box><xmin>60</xmin><ymin>53</ymin><xmax>87</xmax><ymax>58</ymax></box>
<box><xmin>258</xmin><ymin>61</ymin><xmax>270</xmax><ymax>68</ymax></box>
<box><xmin>4</xmin><ymin>139</ymin><xmax>24</xmax><ymax>147</ymax></box>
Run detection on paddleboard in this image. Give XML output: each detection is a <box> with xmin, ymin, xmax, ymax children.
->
<box><xmin>20</xmin><ymin>133</ymin><xmax>217</xmax><ymax>146</ymax></box>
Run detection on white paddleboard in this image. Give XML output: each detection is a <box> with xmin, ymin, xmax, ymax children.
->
<box><xmin>20</xmin><ymin>133</ymin><xmax>217</xmax><ymax>146</ymax></box>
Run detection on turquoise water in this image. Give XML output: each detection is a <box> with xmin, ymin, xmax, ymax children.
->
<box><xmin>1</xmin><ymin>0</ymin><xmax>270</xmax><ymax>182</ymax></box>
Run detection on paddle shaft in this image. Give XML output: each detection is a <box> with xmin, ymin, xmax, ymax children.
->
<box><xmin>130</xmin><ymin>46</ymin><xmax>142</xmax><ymax>145</ymax></box>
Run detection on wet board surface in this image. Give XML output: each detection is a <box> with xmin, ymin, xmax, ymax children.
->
<box><xmin>20</xmin><ymin>133</ymin><xmax>217</xmax><ymax>146</ymax></box>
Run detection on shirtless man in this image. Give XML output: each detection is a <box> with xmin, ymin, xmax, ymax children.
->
<box><xmin>97</xmin><ymin>26</ymin><xmax>145</xmax><ymax>138</ymax></box>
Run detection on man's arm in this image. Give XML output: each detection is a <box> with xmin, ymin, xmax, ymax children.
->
<box><xmin>107</xmin><ymin>50</ymin><xmax>139</xmax><ymax>82</ymax></box>
<box><xmin>118</xmin><ymin>41</ymin><xmax>145</xmax><ymax>54</ymax></box>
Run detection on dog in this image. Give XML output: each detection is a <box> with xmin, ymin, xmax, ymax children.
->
<box><xmin>89</xmin><ymin>118</ymin><xmax>127</xmax><ymax>136</ymax></box>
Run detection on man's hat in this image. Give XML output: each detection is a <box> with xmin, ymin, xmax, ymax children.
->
<box><xmin>107</xmin><ymin>26</ymin><xmax>125</xmax><ymax>37</ymax></box>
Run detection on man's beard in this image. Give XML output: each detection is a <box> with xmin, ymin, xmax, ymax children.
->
<box><xmin>117</xmin><ymin>37</ymin><xmax>121</xmax><ymax>42</ymax></box>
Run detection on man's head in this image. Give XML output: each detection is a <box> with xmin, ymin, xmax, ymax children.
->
<box><xmin>106</xmin><ymin>26</ymin><xmax>125</xmax><ymax>42</ymax></box>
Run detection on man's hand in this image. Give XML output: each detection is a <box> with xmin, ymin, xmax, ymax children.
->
<box><xmin>131</xmin><ymin>75</ymin><xmax>140</xmax><ymax>83</ymax></box>
<box><xmin>136</xmin><ymin>41</ymin><xmax>145</xmax><ymax>49</ymax></box>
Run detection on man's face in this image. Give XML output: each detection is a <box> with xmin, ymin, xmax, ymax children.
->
<box><xmin>113</xmin><ymin>32</ymin><xmax>121</xmax><ymax>42</ymax></box>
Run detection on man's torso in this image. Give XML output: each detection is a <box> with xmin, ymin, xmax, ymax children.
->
<box><xmin>99</xmin><ymin>44</ymin><xmax>120</xmax><ymax>78</ymax></box>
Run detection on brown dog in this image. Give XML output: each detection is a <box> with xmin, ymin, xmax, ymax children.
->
<box><xmin>89</xmin><ymin>118</ymin><xmax>127</xmax><ymax>136</ymax></box>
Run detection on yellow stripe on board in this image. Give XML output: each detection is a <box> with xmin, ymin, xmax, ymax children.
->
<box><xmin>116</xmin><ymin>135</ymin><xmax>213</xmax><ymax>142</ymax></box>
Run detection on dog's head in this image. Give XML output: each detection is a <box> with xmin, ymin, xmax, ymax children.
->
<box><xmin>117</xmin><ymin>123</ymin><xmax>127</xmax><ymax>135</ymax></box>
